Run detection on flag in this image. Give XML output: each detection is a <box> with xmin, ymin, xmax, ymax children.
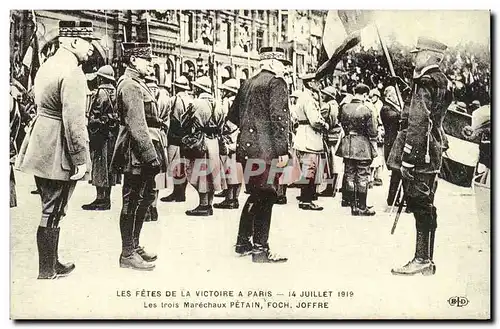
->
<box><xmin>439</xmin><ymin>109</ymin><xmax>480</xmax><ymax>187</ymax></box>
<box><xmin>316</xmin><ymin>10</ymin><xmax>373</xmax><ymax>79</ymax></box>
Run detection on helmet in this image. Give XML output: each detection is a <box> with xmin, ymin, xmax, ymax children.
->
<box><xmin>192</xmin><ymin>76</ymin><xmax>212</xmax><ymax>93</ymax></box>
<box><xmin>220</xmin><ymin>78</ymin><xmax>239</xmax><ymax>94</ymax></box>
<box><xmin>172</xmin><ymin>75</ymin><xmax>191</xmax><ymax>91</ymax></box>
<box><xmin>321</xmin><ymin>86</ymin><xmax>337</xmax><ymax>99</ymax></box>
<box><xmin>369</xmin><ymin>88</ymin><xmax>381</xmax><ymax>98</ymax></box>
<box><xmin>96</xmin><ymin>65</ymin><xmax>115</xmax><ymax>82</ymax></box>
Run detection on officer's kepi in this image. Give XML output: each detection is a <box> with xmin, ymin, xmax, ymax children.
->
<box><xmin>59</xmin><ymin>20</ymin><xmax>100</xmax><ymax>40</ymax></box>
<box><xmin>121</xmin><ymin>42</ymin><xmax>156</xmax><ymax>60</ymax></box>
<box><xmin>410</xmin><ymin>37</ymin><xmax>447</xmax><ymax>53</ymax></box>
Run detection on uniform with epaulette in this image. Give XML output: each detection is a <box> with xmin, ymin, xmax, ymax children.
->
<box><xmin>160</xmin><ymin>75</ymin><xmax>193</xmax><ymax>203</ymax></box>
<box><xmin>337</xmin><ymin>83</ymin><xmax>378</xmax><ymax>216</ymax></box>
<box><xmin>111</xmin><ymin>42</ymin><xmax>166</xmax><ymax>271</ymax></box>
<box><xmin>82</xmin><ymin>65</ymin><xmax>121</xmax><ymax>211</ymax></box>
<box><xmin>15</xmin><ymin>20</ymin><xmax>97</xmax><ymax>279</ymax></box>
<box><xmin>387</xmin><ymin>37</ymin><xmax>453</xmax><ymax>276</ymax></box>
<box><xmin>227</xmin><ymin>47</ymin><xmax>290</xmax><ymax>263</ymax></box>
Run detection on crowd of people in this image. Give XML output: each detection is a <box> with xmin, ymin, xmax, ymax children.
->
<box><xmin>9</xmin><ymin>20</ymin><xmax>490</xmax><ymax>278</ymax></box>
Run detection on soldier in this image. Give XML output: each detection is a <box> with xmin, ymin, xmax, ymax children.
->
<box><xmin>319</xmin><ymin>86</ymin><xmax>342</xmax><ymax>197</ymax></box>
<box><xmin>293</xmin><ymin>74</ymin><xmax>329</xmax><ymax>211</ymax></box>
<box><xmin>336</xmin><ymin>83</ymin><xmax>378</xmax><ymax>216</ymax></box>
<box><xmin>82</xmin><ymin>65</ymin><xmax>121</xmax><ymax>211</ymax></box>
<box><xmin>160</xmin><ymin>75</ymin><xmax>193</xmax><ymax>203</ymax></box>
<box><xmin>368</xmin><ymin>88</ymin><xmax>384</xmax><ymax>187</ymax></box>
<box><xmin>111</xmin><ymin>42</ymin><xmax>167</xmax><ymax>271</ymax></box>
<box><xmin>183</xmin><ymin>76</ymin><xmax>225</xmax><ymax>216</ymax></box>
<box><xmin>388</xmin><ymin>37</ymin><xmax>452</xmax><ymax>276</ymax></box>
<box><xmin>15</xmin><ymin>20</ymin><xmax>97</xmax><ymax>279</ymax></box>
<box><xmin>214</xmin><ymin>78</ymin><xmax>243</xmax><ymax>209</ymax></box>
<box><xmin>380</xmin><ymin>86</ymin><xmax>402</xmax><ymax>208</ymax></box>
<box><xmin>227</xmin><ymin>46</ymin><xmax>290</xmax><ymax>263</ymax></box>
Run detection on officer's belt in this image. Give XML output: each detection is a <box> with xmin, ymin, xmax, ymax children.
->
<box><xmin>38</xmin><ymin>107</ymin><xmax>62</xmax><ymax>121</ymax></box>
<box><xmin>146</xmin><ymin>120</ymin><xmax>164</xmax><ymax>129</ymax></box>
<box><xmin>347</xmin><ymin>131</ymin><xmax>363</xmax><ymax>136</ymax></box>
<box><xmin>298</xmin><ymin>120</ymin><xmax>310</xmax><ymax>125</ymax></box>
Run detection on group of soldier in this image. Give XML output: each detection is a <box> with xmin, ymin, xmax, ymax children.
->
<box><xmin>12</xmin><ymin>20</ymin><xmax>454</xmax><ymax>278</ymax></box>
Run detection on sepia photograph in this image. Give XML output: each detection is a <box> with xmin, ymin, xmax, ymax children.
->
<box><xmin>8</xmin><ymin>8</ymin><xmax>491</xmax><ymax>319</ymax></box>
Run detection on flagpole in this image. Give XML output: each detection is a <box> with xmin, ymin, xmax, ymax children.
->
<box><xmin>375</xmin><ymin>23</ymin><xmax>404</xmax><ymax>110</ymax></box>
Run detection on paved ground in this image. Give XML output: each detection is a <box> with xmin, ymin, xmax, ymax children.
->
<box><xmin>10</xmin><ymin>169</ymin><xmax>490</xmax><ymax>319</ymax></box>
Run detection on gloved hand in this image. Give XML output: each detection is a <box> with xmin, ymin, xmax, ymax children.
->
<box><xmin>277</xmin><ymin>154</ymin><xmax>289</xmax><ymax>168</ymax></box>
<box><xmin>144</xmin><ymin>158</ymin><xmax>161</xmax><ymax>176</ymax></box>
<box><xmin>70</xmin><ymin>164</ymin><xmax>87</xmax><ymax>180</ymax></box>
<box><xmin>400</xmin><ymin>164</ymin><xmax>414</xmax><ymax>181</ymax></box>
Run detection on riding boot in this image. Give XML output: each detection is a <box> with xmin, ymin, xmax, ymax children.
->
<box><xmin>354</xmin><ymin>192</ymin><xmax>375</xmax><ymax>216</ymax></box>
<box><xmin>53</xmin><ymin>227</ymin><xmax>75</xmax><ymax>276</ymax></box>
<box><xmin>36</xmin><ymin>226</ymin><xmax>58</xmax><ymax>279</ymax></box>
<box><xmin>235</xmin><ymin>197</ymin><xmax>255</xmax><ymax>256</ymax></box>
<box><xmin>391</xmin><ymin>229</ymin><xmax>434</xmax><ymax>276</ymax></box>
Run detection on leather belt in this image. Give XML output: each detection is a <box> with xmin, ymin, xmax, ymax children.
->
<box><xmin>298</xmin><ymin>120</ymin><xmax>309</xmax><ymax>125</ymax></box>
<box><xmin>38</xmin><ymin>107</ymin><xmax>62</xmax><ymax>121</ymax></box>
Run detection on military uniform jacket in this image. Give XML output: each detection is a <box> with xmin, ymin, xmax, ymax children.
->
<box><xmin>111</xmin><ymin>67</ymin><xmax>161</xmax><ymax>175</ymax></box>
<box><xmin>380</xmin><ymin>100</ymin><xmax>401</xmax><ymax>161</ymax></box>
<box><xmin>321</xmin><ymin>99</ymin><xmax>342</xmax><ymax>145</ymax></box>
<box><xmin>168</xmin><ymin>92</ymin><xmax>193</xmax><ymax>146</ymax></box>
<box><xmin>336</xmin><ymin>99</ymin><xmax>378</xmax><ymax>161</ymax></box>
<box><xmin>387</xmin><ymin>65</ymin><xmax>452</xmax><ymax>173</ymax></box>
<box><xmin>227</xmin><ymin>69</ymin><xmax>290</xmax><ymax>165</ymax></box>
<box><xmin>16</xmin><ymin>48</ymin><xmax>90</xmax><ymax>181</ymax></box>
<box><xmin>293</xmin><ymin>89</ymin><xmax>326</xmax><ymax>153</ymax></box>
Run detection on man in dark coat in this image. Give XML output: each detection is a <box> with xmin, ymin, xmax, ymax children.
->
<box><xmin>111</xmin><ymin>42</ymin><xmax>165</xmax><ymax>271</ymax></box>
<box><xmin>15</xmin><ymin>21</ymin><xmax>97</xmax><ymax>279</ymax></box>
<box><xmin>227</xmin><ymin>46</ymin><xmax>290</xmax><ymax>263</ymax></box>
<box><xmin>82</xmin><ymin>65</ymin><xmax>121</xmax><ymax>211</ymax></box>
<box><xmin>380</xmin><ymin>86</ymin><xmax>402</xmax><ymax>207</ymax></box>
<box><xmin>337</xmin><ymin>83</ymin><xmax>378</xmax><ymax>216</ymax></box>
<box><xmin>388</xmin><ymin>37</ymin><xmax>452</xmax><ymax>276</ymax></box>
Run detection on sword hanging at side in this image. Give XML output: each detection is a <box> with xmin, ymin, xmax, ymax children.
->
<box><xmin>390</xmin><ymin>180</ymin><xmax>404</xmax><ymax>235</ymax></box>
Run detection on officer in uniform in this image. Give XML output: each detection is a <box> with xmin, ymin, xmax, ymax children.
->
<box><xmin>111</xmin><ymin>42</ymin><xmax>167</xmax><ymax>271</ymax></box>
<box><xmin>184</xmin><ymin>76</ymin><xmax>225</xmax><ymax>216</ymax></box>
<box><xmin>82</xmin><ymin>65</ymin><xmax>121</xmax><ymax>211</ymax></box>
<box><xmin>337</xmin><ymin>83</ymin><xmax>378</xmax><ymax>216</ymax></box>
<box><xmin>388</xmin><ymin>37</ymin><xmax>452</xmax><ymax>276</ymax></box>
<box><xmin>160</xmin><ymin>75</ymin><xmax>193</xmax><ymax>203</ymax></box>
<box><xmin>319</xmin><ymin>85</ymin><xmax>342</xmax><ymax>197</ymax></box>
<box><xmin>214</xmin><ymin>78</ymin><xmax>243</xmax><ymax>209</ymax></box>
<box><xmin>15</xmin><ymin>20</ymin><xmax>97</xmax><ymax>279</ymax></box>
<box><xmin>293</xmin><ymin>73</ymin><xmax>329</xmax><ymax>211</ymax></box>
<box><xmin>227</xmin><ymin>46</ymin><xmax>290</xmax><ymax>263</ymax></box>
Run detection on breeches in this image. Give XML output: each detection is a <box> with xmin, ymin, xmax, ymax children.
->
<box><xmin>35</xmin><ymin>176</ymin><xmax>77</xmax><ymax>228</ymax></box>
<box><xmin>404</xmin><ymin>172</ymin><xmax>438</xmax><ymax>231</ymax></box>
<box><xmin>343</xmin><ymin>159</ymin><xmax>372</xmax><ymax>194</ymax></box>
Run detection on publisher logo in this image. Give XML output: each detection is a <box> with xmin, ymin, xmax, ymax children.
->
<box><xmin>448</xmin><ymin>296</ymin><xmax>469</xmax><ymax>307</ymax></box>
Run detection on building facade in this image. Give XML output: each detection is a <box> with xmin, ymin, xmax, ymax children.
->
<box><xmin>10</xmin><ymin>10</ymin><xmax>327</xmax><ymax>90</ymax></box>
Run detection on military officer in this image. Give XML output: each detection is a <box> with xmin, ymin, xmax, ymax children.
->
<box><xmin>82</xmin><ymin>65</ymin><xmax>121</xmax><ymax>211</ymax></box>
<box><xmin>183</xmin><ymin>76</ymin><xmax>225</xmax><ymax>216</ymax></box>
<box><xmin>214</xmin><ymin>78</ymin><xmax>243</xmax><ymax>210</ymax></box>
<box><xmin>15</xmin><ymin>20</ymin><xmax>97</xmax><ymax>279</ymax></box>
<box><xmin>368</xmin><ymin>88</ymin><xmax>384</xmax><ymax>187</ymax></box>
<box><xmin>319</xmin><ymin>85</ymin><xmax>342</xmax><ymax>198</ymax></box>
<box><xmin>388</xmin><ymin>37</ymin><xmax>452</xmax><ymax>276</ymax></box>
<box><xmin>111</xmin><ymin>42</ymin><xmax>167</xmax><ymax>271</ymax></box>
<box><xmin>227</xmin><ymin>46</ymin><xmax>290</xmax><ymax>263</ymax></box>
<box><xmin>293</xmin><ymin>73</ymin><xmax>329</xmax><ymax>211</ymax></box>
<box><xmin>337</xmin><ymin>83</ymin><xmax>378</xmax><ymax>216</ymax></box>
<box><xmin>160</xmin><ymin>75</ymin><xmax>193</xmax><ymax>203</ymax></box>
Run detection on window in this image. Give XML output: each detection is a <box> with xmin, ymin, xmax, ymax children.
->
<box><xmin>181</xmin><ymin>12</ymin><xmax>193</xmax><ymax>42</ymax></box>
<box><xmin>256</xmin><ymin>30</ymin><xmax>264</xmax><ymax>52</ymax></box>
<box><xmin>226</xmin><ymin>22</ymin><xmax>232</xmax><ymax>50</ymax></box>
<box><xmin>258</xmin><ymin>10</ymin><xmax>264</xmax><ymax>21</ymax></box>
<box><xmin>244</xmin><ymin>10</ymin><xmax>249</xmax><ymax>17</ymax></box>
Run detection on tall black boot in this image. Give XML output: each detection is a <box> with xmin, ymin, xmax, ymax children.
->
<box><xmin>53</xmin><ymin>228</ymin><xmax>75</xmax><ymax>276</ymax></box>
<box><xmin>36</xmin><ymin>226</ymin><xmax>58</xmax><ymax>279</ymax></box>
<box><xmin>252</xmin><ymin>198</ymin><xmax>287</xmax><ymax>263</ymax></box>
<box><xmin>391</xmin><ymin>229</ymin><xmax>434</xmax><ymax>276</ymax></box>
<box><xmin>235</xmin><ymin>198</ymin><xmax>255</xmax><ymax>256</ymax></box>
<box><xmin>354</xmin><ymin>192</ymin><xmax>375</xmax><ymax>216</ymax></box>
